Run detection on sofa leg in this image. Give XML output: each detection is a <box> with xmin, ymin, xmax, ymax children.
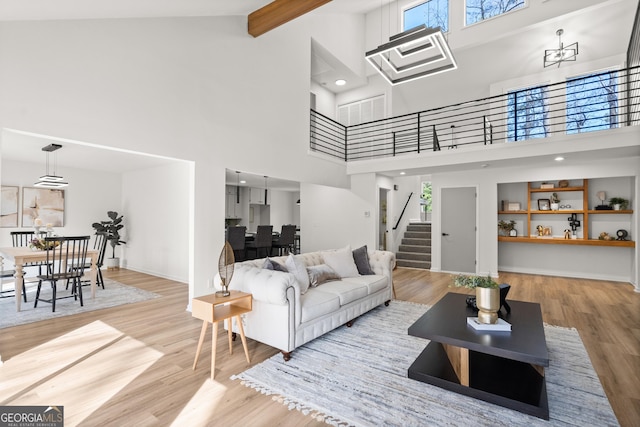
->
<box><xmin>384</xmin><ymin>300</ymin><xmax>391</xmax><ymax>306</ymax></box>
<box><xmin>346</xmin><ymin>319</ymin><xmax>355</xmax><ymax>327</ymax></box>
<box><xmin>281</xmin><ymin>351</ymin><xmax>292</xmax><ymax>362</ymax></box>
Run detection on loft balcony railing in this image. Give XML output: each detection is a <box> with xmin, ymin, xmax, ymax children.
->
<box><xmin>310</xmin><ymin>66</ymin><xmax>640</xmax><ymax>162</ymax></box>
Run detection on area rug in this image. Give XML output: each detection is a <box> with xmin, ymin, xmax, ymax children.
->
<box><xmin>232</xmin><ymin>300</ymin><xmax>618</xmax><ymax>426</ymax></box>
<box><xmin>0</xmin><ymin>278</ymin><xmax>160</xmax><ymax>329</ymax></box>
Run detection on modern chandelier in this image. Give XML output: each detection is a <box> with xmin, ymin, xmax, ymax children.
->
<box><xmin>365</xmin><ymin>24</ymin><xmax>457</xmax><ymax>85</ymax></box>
<box><xmin>34</xmin><ymin>143</ymin><xmax>68</xmax><ymax>188</ymax></box>
<box><xmin>543</xmin><ymin>29</ymin><xmax>578</xmax><ymax>68</ymax></box>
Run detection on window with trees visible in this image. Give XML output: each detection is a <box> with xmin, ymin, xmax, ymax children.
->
<box><xmin>566</xmin><ymin>71</ymin><xmax>618</xmax><ymax>134</ymax></box>
<box><xmin>403</xmin><ymin>0</ymin><xmax>449</xmax><ymax>32</ymax></box>
<box><xmin>421</xmin><ymin>181</ymin><xmax>432</xmax><ymax>213</ymax></box>
<box><xmin>507</xmin><ymin>86</ymin><xmax>549</xmax><ymax>141</ymax></box>
<box><xmin>466</xmin><ymin>0</ymin><xmax>525</xmax><ymax>26</ymax></box>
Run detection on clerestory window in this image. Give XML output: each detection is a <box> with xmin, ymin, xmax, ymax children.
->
<box><xmin>465</xmin><ymin>0</ymin><xmax>525</xmax><ymax>26</ymax></box>
<box><xmin>403</xmin><ymin>0</ymin><xmax>449</xmax><ymax>33</ymax></box>
<box><xmin>506</xmin><ymin>86</ymin><xmax>549</xmax><ymax>141</ymax></box>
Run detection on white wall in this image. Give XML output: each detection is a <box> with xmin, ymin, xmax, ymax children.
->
<box><xmin>430</xmin><ymin>156</ymin><xmax>639</xmax><ymax>287</ymax></box>
<box><xmin>269</xmin><ymin>190</ymin><xmax>297</xmax><ymax>232</ymax></box>
<box><xmin>0</xmin><ymin>159</ymin><xmax>121</xmax><ymax>247</ymax></box>
<box><xmin>0</xmin><ymin>15</ymin><xmax>358</xmax><ymax>302</ymax></box>
<box><xmin>122</xmin><ymin>161</ymin><xmax>190</xmax><ymax>282</ymax></box>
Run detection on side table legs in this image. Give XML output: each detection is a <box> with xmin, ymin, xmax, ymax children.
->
<box><xmin>192</xmin><ymin>317</ymin><xmax>251</xmax><ymax>380</ymax></box>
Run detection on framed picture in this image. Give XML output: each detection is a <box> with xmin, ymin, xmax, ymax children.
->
<box><xmin>537</xmin><ymin>199</ymin><xmax>550</xmax><ymax>211</ymax></box>
<box><xmin>22</xmin><ymin>187</ymin><xmax>65</xmax><ymax>227</ymax></box>
<box><xmin>1</xmin><ymin>186</ymin><xmax>19</xmax><ymax>227</ymax></box>
<box><xmin>507</xmin><ymin>202</ymin><xmax>521</xmax><ymax>211</ymax></box>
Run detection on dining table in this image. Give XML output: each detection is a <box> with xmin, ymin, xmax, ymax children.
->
<box><xmin>0</xmin><ymin>246</ymin><xmax>98</xmax><ymax>312</ymax></box>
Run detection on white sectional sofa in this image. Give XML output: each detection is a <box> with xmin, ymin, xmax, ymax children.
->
<box><xmin>215</xmin><ymin>246</ymin><xmax>395</xmax><ymax>360</ymax></box>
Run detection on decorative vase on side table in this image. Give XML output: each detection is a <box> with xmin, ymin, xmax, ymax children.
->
<box><xmin>476</xmin><ymin>287</ymin><xmax>500</xmax><ymax>324</ymax></box>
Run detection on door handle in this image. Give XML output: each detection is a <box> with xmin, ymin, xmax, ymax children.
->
<box><xmin>442</xmin><ymin>233</ymin><xmax>449</xmax><ymax>236</ymax></box>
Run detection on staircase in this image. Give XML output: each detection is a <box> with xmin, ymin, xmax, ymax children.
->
<box><xmin>396</xmin><ymin>222</ymin><xmax>431</xmax><ymax>269</ymax></box>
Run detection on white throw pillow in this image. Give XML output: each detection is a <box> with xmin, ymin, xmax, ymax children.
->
<box><xmin>322</xmin><ymin>246</ymin><xmax>360</xmax><ymax>278</ymax></box>
<box><xmin>285</xmin><ymin>253</ymin><xmax>310</xmax><ymax>294</ymax></box>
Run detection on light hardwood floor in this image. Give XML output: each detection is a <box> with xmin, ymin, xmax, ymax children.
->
<box><xmin>1</xmin><ymin>268</ymin><xmax>638</xmax><ymax>426</ymax></box>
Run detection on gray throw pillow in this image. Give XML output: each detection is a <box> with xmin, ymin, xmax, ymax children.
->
<box><xmin>285</xmin><ymin>253</ymin><xmax>310</xmax><ymax>294</ymax></box>
<box><xmin>262</xmin><ymin>257</ymin><xmax>288</xmax><ymax>272</ymax></box>
<box><xmin>352</xmin><ymin>245</ymin><xmax>374</xmax><ymax>275</ymax></box>
<box><xmin>307</xmin><ymin>264</ymin><xmax>341</xmax><ymax>287</ymax></box>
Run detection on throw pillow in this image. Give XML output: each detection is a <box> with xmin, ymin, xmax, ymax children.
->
<box><xmin>322</xmin><ymin>245</ymin><xmax>360</xmax><ymax>278</ymax></box>
<box><xmin>262</xmin><ymin>257</ymin><xmax>288</xmax><ymax>272</ymax></box>
<box><xmin>285</xmin><ymin>253</ymin><xmax>310</xmax><ymax>294</ymax></box>
<box><xmin>352</xmin><ymin>245</ymin><xmax>374</xmax><ymax>275</ymax></box>
<box><xmin>307</xmin><ymin>264</ymin><xmax>340</xmax><ymax>287</ymax></box>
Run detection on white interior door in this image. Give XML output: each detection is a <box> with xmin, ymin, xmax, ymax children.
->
<box><xmin>441</xmin><ymin>187</ymin><xmax>476</xmax><ymax>273</ymax></box>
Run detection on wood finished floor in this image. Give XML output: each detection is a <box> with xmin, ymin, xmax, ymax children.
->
<box><xmin>0</xmin><ymin>268</ymin><xmax>638</xmax><ymax>426</ymax></box>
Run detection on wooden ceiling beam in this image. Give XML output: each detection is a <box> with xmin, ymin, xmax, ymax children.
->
<box><xmin>248</xmin><ymin>0</ymin><xmax>332</xmax><ymax>38</ymax></box>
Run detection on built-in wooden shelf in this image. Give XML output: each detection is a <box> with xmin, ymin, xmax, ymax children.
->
<box><xmin>498</xmin><ymin>236</ymin><xmax>635</xmax><ymax>247</ymax></box>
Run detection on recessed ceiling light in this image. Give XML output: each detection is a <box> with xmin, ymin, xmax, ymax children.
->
<box><xmin>400</xmin><ymin>171</ymin><xmax>406</xmax><ymax>175</ymax></box>
<box><xmin>240</xmin><ymin>180</ymin><xmax>247</xmax><ymax>184</ymax></box>
<box><xmin>481</xmin><ymin>164</ymin><xmax>489</xmax><ymax>168</ymax></box>
<box><xmin>335</xmin><ymin>79</ymin><xmax>346</xmax><ymax>86</ymax></box>
<box><xmin>555</xmin><ymin>156</ymin><xmax>565</xmax><ymax>162</ymax></box>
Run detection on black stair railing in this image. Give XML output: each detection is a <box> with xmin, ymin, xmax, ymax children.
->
<box><xmin>393</xmin><ymin>192</ymin><xmax>413</xmax><ymax>231</ymax></box>
<box><xmin>310</xmin><ymin>65</ymin><xmax>640</xmax><ymax>162</ymax></box>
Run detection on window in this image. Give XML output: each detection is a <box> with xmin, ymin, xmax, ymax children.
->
<box><xmin>566</xmin><ymin>71</ymin><xmax>618</xmax><ymax>134</ymax></box>
<box><xmin>466</xmin><ymin>0</ymin><xmax>525</xmax><ymax>26</ymax></box>
<box><xmin>507</xmin><ymin>86</ymin><xmax>549</xmax><ymax>141</ymax></box>
<box><xmin>403</xmin><ymin>0</ymin><xmax>448</xmax><ymax>33</ymax></box>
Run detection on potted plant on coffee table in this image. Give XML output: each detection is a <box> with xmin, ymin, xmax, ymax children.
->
<box><xmin>92</xmin><ymin>211</ymin><xmax>126</xmax><ymax>269</ymax></box>
<box><xmin>452</xmin><ymin>274</ymin><xmax>500</xmax><ymax>324</ymax></box>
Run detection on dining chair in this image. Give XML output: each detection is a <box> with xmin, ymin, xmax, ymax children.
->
<box><xmin>226</xmin><ymin>226</ymin><xmax>247</xmax><ymax>262</ymax></box>
<box><xmin>272</xmin><ymin>224</ymin><xmax>297</xmax><ymax>256</ymax></box>
<box><xmin>11</xmin><ymin>230</ymin><xmax>50</xmax><ymax>277</ymax></box>
<box><xmin>69</xmin><ymin>232</ymin><xmax>108</xmax><ymax>289</ymax></box>
<box><xmin>246</xmin><ymin>225</ymin><xmax>273</xmax><ymax>260</ymax></box>
<box><xmin>34</xmin><ymin>236</ymin><xmax>90</xmax><ymax>312</ymax></box>
<box><xmin>0</xmin><ymin>263</ymin><xmax>25</xmax><ymax>302</ymax></box>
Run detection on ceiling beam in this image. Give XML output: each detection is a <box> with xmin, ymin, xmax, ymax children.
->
<box><xmin>248</xmin><ymin>0</ymin><xmax>332</xmax><ymax>38</ymax></box>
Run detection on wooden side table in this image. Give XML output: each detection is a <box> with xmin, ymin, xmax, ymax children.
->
<box><xmin>192</xmin><ymin>290</ymin><xmax>252</xmax><ymax>380</ymax></box>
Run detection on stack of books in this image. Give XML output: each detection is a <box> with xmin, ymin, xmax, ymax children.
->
<box><xmin>467</xmin><ymin>317</ymin><xmax>511</xmax><ymax>331</ymax></box>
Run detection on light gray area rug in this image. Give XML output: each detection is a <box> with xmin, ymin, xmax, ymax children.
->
<box><xmin>233</xmin><ymin>300</ymin><xmax>618</xmax><ymax>426</ymax></box>
<box><xmin>0</xmin><ymin>277</ymin><xmax>160</xmax><ymax>329</ymax></box>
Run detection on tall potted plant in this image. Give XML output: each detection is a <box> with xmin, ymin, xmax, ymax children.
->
<box><xmin>92</xmin><ymin>211</ymin><xmax>126</xmax><ymax>269</ymax></box>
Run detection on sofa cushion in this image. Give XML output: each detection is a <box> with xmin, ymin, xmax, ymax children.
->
<box><xmin>316</xmin><ymin>281</ymin><xmax>368</xmax><ymax>306</ymax></box>
<box><xmin>322</xmin><ymin>246</ymin><xmax>360</xmax><ymax>278</ymax></box>
<box><xmin>341</xmin><ymin>275</ymin><xmax>388</xmax><ymax>295</ymax></box>
<box><xmin>352</xmin><ymin>245</ymin><xmax>374</xmax><ymax>275</ymax></box>
<box><xmin>286</xmin><ymin>254</ymin><xmax>310</xmax><ymax>294</ymax></box>
<box><xmin>307</xmin><ymin>264</ymin><xmax>340</xmax><ymax>287</ymax></box>
<box><xmin>263</xmin><ymin>257</ymin><xmax>288</xmax><ymax>272</ymax></box>
<box><xmin>300</xmin><ymin>290</ymin><xmax>340</xmax><ymax>323</ymax></box>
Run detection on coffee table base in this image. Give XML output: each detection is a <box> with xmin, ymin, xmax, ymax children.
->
<box><xmin>408</xmin><ymin>342</ymin><xmax>549</xmax><ymax>420</ymax></box>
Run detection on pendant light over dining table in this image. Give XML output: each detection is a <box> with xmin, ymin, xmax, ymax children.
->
<box><xmin>34</xmin><ymin>143</ymin><xmax>68</xmax><ymax>188</ymax></box>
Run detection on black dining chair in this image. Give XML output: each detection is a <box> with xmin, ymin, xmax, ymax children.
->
<box><xmin>34</xmin><ymin>236</ymin><xmax>90</xmax><ymax>312</ymax></box>
<box><xmin>227</xmin><ymin>226</ymin><xmax>247</xmax><ymax>262</ymax></box>
<box><xmin>246</xmin><ymin>225</ymin><xmax>273</xmax><ymax>260</ymax></box>
<box><xmin>11</xmin><ymin>230</ymin><xmax>50</xmax><ymax>277</ymax></box>
<box><xmin>0</xmin><ymin>263</ymin><xmax>24</xmax><ymax>302</ymax></box>
<box><xmin>272</xmin><ymin>224</ymin><xmax>296</xmax><ymax>256</ymax></box>
<box><xmin>69</xmin><ymin>232</ymin><xmax>108</xmax><ymax>289</ymax></box>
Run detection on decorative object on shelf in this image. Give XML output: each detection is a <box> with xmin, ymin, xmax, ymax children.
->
<box><xmin>538</xmin><ymin>199</ymin><xmax>550</xmax><ymax>210</ymax></box>
<box><xmin>550</xmin><ymin>193</ymin><xmax>560</xmax><ymax>211</ymax></box>
<box><xmin>543</xmin><ymin>226</ymin><xmax>552</xmax><ymax>236</ymax></box>
<box><xmin>558</xmin><ymin>180</ymin><xmax>569</xmax><ymax>188</ymax></box>
<box><xmin>595</xmin><ymin>191</ymin><xmax>612</xmax><ymax>210</ymax></box>
<box><xmin>452</xmin><ymin>274</ymin><xmax>500</xmax><ymax>324</ymax></box>
<box><xmin>616</xmin><ymin>229</ymin><xmax>629</xmax><ymax>241</ymax></box>
<box><xmin>564</xmin><ymin>229</ymin><xmax>571</xmax><ymax>239</ymax></box>
<box><xmin>216</xmin><ymin>241</ymin><xmax>235</xmax><ymax>297</ymax></box>
<box><xmin>509</xmin><ymin>229</ymin><xmax>517</xmax><ymax>237</ymax></box>
<box><xmin>543</xmin><ymin>28</ymin><xmax>578</xmax><ymax>68</ymax></box>
<box><xmin>540</xmin><ymin>183</ymin><xmax>554</xmax><ymax>189</ymax></box>
<box><xmin>536</xmin><ymin>225</ymin><xmax>544</xmax><ymax>236</ymax></box>
<box><xmin>507</xmin><ymin>202</ymin><xmax>521</xmax><ymax>211</ymax></box>
<box><xmin>498</xmin><ymin>220</ymin><xmax>516</xmax><ymax>237</ymax></box>
<box><xmin>567</xmin><ymin>213</ymin><xmax>581</xmax><ymax>237</ymax></box>
<box><xmin>608</xmin><ymin>197</ymin><xmax>629</xmax><ymax>211</ymax></box>
<box><xmin>92</xmin><ymin>211</ymin><xmax>126</xmax><ymax>269</ymax></box>
<box><xmin>598</xmin><ymin>232</ymin><xmax>614</xmax><ymax>241</ymax></box>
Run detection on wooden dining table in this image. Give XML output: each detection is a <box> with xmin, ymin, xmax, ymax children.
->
<box><xmin>0</xmin><ymin>246</ymin><xmax>98</xmax><ymax>312</ymax></box>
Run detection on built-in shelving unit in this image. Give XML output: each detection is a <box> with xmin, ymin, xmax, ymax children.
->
<box><xmin>498</xmin><ymin>179</ymin><xmax>635</xmax><ymax>248</ymax></box>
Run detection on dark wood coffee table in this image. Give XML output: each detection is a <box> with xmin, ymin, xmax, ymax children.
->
<box><xmin>408</xmin><ymin>292</ymin><xmax>549</xmax><ymax>419</ymax></box>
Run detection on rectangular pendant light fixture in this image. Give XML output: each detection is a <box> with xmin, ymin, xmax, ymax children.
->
<box><xmin>34</xmin><ymin>143</ymin><xmax>68</xmax><ymax>188</ymax></box>
<box><xmin>365</xmin><ymin>25</ymin><xmax>457</xmax><ymax>85</ymax></box>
